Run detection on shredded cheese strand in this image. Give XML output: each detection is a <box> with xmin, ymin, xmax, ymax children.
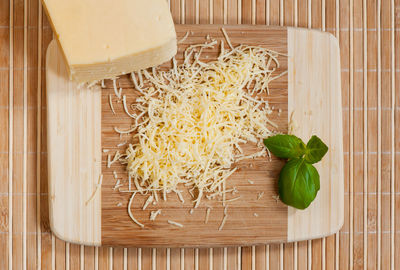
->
<box><xmin>108</xmin><ymin>94</ymin><xmax>116</xmax><ymax>115</ymax></box>
<box><xmin>205</xmin><ymin>207</ymin><xmax>211</xmax><ymax>224</ymax></box>
<box><xmin>221</xmin><ymin>28</ymin><xmax>234</xmax><ymax>50</ymax></box>
<box><xmin>142</xmin><ymin>195</ymin><xmax>154</xmax><ymax>210</ymax></box>
<box><xmin>218</xmin><ymin>215</ymin><xmax>228</xmax><ymax>231</ymax></box>
<box><xmin>178</xmin><ymin>31</ymin><xmax>190</xmax><ymax>44</ymax></box>
<box><xmin>85</xmin><ymin>174</ymin><xmax>103</xmax><ymax>205</ymax></box>
<box><xmin>112</xmin><ymin>79</ymin><xmax>122</xmax><ymax>99</ymax></box>
<box><xmin>127</xmin><ymin>192</ymin><xmax>144</xmax><ymax>228</ymax></box>
<box><xmin>167</xmin><ymin>220</ymin><xmax>184</xmax><ymax>228</ymax></box>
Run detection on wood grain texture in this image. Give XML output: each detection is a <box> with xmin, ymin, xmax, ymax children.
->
<box><xmin>287</xmin><ymin>28</ymin><xmax>344</xmax><ymax>242</ymax></box>
<box><xmin>46</xmin><ymin>40</ymin><xmax>102</xmax><ymax>245</ymax></box>
<box><xmin>101</xmin><ymin>25</ymin><xmax>289</xmax><ymax>247</ymax></box>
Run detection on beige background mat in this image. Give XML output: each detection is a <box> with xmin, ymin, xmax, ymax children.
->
<box><xmin>0</xmin><ymin>0</ymin><xmax>399</xmax><ymax>269</ymax></box>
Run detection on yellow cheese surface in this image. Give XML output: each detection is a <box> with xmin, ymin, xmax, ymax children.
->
<box><xmin>42</xmin><ymin>0</ymin><xmax>177</xmax><ymax>82</ymax></box>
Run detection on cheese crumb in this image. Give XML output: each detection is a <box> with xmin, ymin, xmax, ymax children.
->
<box><xmin>150</xmin><ymin>209</ymin><xmax>162</xmax><ymax>221</ymax></box>
<box><xmin>107</xmin><ymin>154</ymin><xmax>111</xmax><ymax>168</ymax></box>
<box><xmin>117</xmin><ymin>142</ymin><xmax>127</xmax><ymax>147</ymax></box>
<box><xmin>272</xmin><ymin>195</ymin><xmax>280</xmax><ymax>203</ymax></box>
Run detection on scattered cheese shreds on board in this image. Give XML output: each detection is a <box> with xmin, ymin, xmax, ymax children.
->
<box><xmin>113</xmin><ymin>179</ymin><xmax>123</xmax><ymax>190</ymax></box>
<box><xmin>150</xmin><ymin>209</ymin><xmax>162</xmax><ymax>221</ymax></box>
<box><xmin>108</xmin><ymin>151</ymin><xmax>121</xmax><ymax>168</ymax></box>
<box><xmin>121</xmin><ymin>33</ymin><xmax>284</xmax><ymax>210</ymax></box>
<box><xmin>142</xmin><ymin>195</ymin><xmax>154</xmax><ymax>210</ymax></box>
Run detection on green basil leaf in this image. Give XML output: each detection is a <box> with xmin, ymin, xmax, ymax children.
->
<box><xmin>263</xmin><ymin>134</ymin><xmax>306</xmax><ymax>159</ymax></box>
<box><xmin>304</xmin><ymin>135</ymin><xmax>328</xmax><ymax>164</ymax></box>
<box><xmin>278</xmin><ymin>158</ymin><xmax>320</xmax><ymax>209</ymax></box>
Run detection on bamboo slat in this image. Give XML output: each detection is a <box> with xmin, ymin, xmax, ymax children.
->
<box><xmin>1</xmin><ymin>0</ymin><xmax>398</xmax><ymax>269</ymax></box>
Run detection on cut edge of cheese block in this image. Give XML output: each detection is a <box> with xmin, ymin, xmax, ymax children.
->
<box><xmin>68</xmin><ymin>37</ymin><xmax>177</xmax><ymax>82</ymax></box>
<box><xmin>41</xmin><ymin>0</ymin><xmax>177</xmax><ymax>83</ymax></box>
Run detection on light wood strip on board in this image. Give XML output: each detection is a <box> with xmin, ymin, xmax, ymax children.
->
<box><xmin>287</xmin><ymin>28</ymin><xmax>343</xmax><ymax>241</ymax></box>
<box><xmin>46</xmin><ymin>40</ymin><xmax>102</xmax><ymax>245</ymax></box>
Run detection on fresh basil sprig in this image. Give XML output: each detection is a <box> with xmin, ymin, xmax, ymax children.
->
<box><xmin>263</xmin><ymin>134</ymin><xmax>328</xmax><ymax>210</ymax></box>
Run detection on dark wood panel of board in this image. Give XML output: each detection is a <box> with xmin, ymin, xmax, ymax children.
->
<box><xmin>101</xmin><ymin>25</ymin><xmax>288</xmax><ymax>247</ymax></box>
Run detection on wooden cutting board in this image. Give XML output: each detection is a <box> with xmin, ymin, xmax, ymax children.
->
<box><xmin>46</xmin><ymin>25</ymin><xmax>343</xmax><ymax>247</ymax></box>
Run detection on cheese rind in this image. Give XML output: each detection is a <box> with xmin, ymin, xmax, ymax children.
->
<box><xmin>42</xmin><ymin>0</ymin><xmax>177</xmax><ymax>82</ymax></box>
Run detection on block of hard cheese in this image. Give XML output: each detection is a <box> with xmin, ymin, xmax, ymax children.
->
<box><xmin>42</xmin><ymin>0</ymin><xmax>177</xmax><ymax>82</ymax></box>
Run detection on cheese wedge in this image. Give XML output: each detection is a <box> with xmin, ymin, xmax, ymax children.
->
<box><xmin>42</xmin><ymin>0</ymin><xmax>177</xmax><ymax>82</ymax></box>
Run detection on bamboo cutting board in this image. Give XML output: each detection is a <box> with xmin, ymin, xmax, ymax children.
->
<box><xmin>46</xmin><ymin>25</ymin><xmax>343</xmax><ymax>247</ymax></box>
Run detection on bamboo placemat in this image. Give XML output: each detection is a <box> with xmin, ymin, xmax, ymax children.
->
<box><xmin>0</xmin><ymin>0</ymin><xmax>399</xmax><ymax>269</ymax></box>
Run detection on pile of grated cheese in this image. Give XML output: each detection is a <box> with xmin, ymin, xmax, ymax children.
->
<box><xmin>122</xmin><ymin>34</ymin><xmax>285</xmax><ymax>208</ymax></box>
